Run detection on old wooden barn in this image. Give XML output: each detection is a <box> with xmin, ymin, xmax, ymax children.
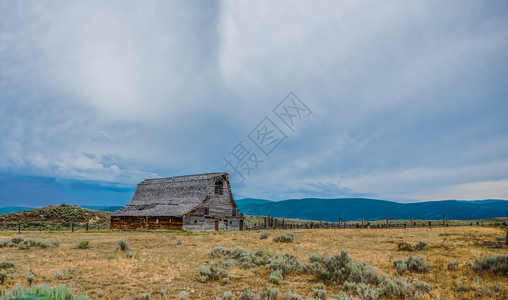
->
<box><xmin>110</xmin><ymin>172</ymin><xmax>244</xmax><ymax>231</ymax></box>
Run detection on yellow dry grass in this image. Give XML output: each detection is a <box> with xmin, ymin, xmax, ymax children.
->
<box><xmin>0</xmin><ymin>226</ymin><xmax>506</xmax><ymax>299</ymax></box>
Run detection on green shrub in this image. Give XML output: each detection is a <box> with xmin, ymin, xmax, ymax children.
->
<box><xmin>10</xmin><ymin>235</ymin><xmax>24</xmax><ymax>245</ymax></box>
<box><xmin>313</xmin><ymin>288</ymin><xmax>326</xmax><ymax>300</ymax></box>
<box><xmin>232</xmin><ymin>247</ymin><xmax>255</xmax><ymax>268</ymax></box>
<box><xmin>328</xmin><ymin>291</ymin><xmax>350</xmax><ymax>300</ymax></box>
<box><xmin>77</xmin><ymin>241</ymin><xmax>90</xmax><ymax>249</ymax></box>
<box><xmin>239</xmin><ymin>289</ymin><xmax>254</xmax><ymax>300</ymax></box>
<box><xmin>0</xmin><ymin>260</ymin><xmax>15</xmax><ymax>270</ymax></box>
<box><xmin>0</xmin><ymin>239</ymin><xmax>13</xmax><ymax>248</ymax></box>
<box><xmin>269</xmin><ymin>253</ymin><xmax>302</xmax><ymax>277</ymax></box>
<box><xmin>394</xmin><ymin>260</ymin><xmax>407</xmax><ymax>274</ymax></box>
<box><xmin>406</xmin><ymin>255</ymin><xmax>429</xmax><ymax>273</ymax></box>
<box><xmin>410</xmin><ymin>280</ymin><xmax>433</xmax><ymax>293</ymax></box>
<box><xmin>309</xmin><ymin>253</ymin><xmax>323</xmax><ymax>263</ymax></box>
<box><xmin>471</xmin><ymin>254</ymin><xmax>508</xmax><ymax>276</ymax></box>
<box><xmin>283</xmin><ymin>290</ymin><xmax>302</xmax><ymax>300</ymax></box>
<box><xmin>414</xmin><ymin>241</ymin><xmax>427</xmax><ymax>250</ymax></box>
<box><xmin>52</xmin><ymin>239</ymin><xmax>61</xmax><ymax>247</ymax></box>
<box><xmin>447</xmin><ymin>260</ymin><xmax>459</xmax><ymax>270</ymax></box>
<box><xmin>207</xmin><ymin>246</ymin><xmax>272</xmax><ymax>269</ymax></box>
<box><xmin>51</xmin><ymin>268</ymin><xmax>69</xmax><ymax>280</ymax></box>
<box><xmin>139</xmin><ymin>293</ymin><xmax>150</xmax><ymax>300</ymax></box>
<box><xmin>178</xmin><ymin>291</ymin><xmax>188</xmax><ymax>299</ymax></box>
<box><xmin>116</xmin><ymin>238</ymin><xmax>130</xmax><ymax>252</ymax></box>
<box><xmin>269</xmin><ymin>270</ymin><xmax>283</xmax><ymax>284</ymax></box>
<box><xmin>261</xmin><ymin>288</ymin><xmax>279</xmax><ymax>300</ymax></box>
<box><xmin>259</xmin><ymin>231</ymin><xmax>270</xmax><ymax>239</ymax></box>
<box><xmin>397</xmin><ymin>242</ymin><xmax>414</xmax><ymax>251</ymax></box>
<box><xmin>0</xmin><ymin>270</ymin><xmax>7</xmax><ymax>285</ymax></box>
<box><xmin>394</xmin><ymin>256</ymin><xmax>429</xmax><ymax>273</ymax></box>
<box><xmin>347</xmin><ymin>261</ymin><xmax>382</xmax><ymax>285</ymax></box>
<box><xmin>376</xmin><ymin>276</ymin><xmax>432</xmax><ymax>298</ymax></box>
<box><xmin>222</xmin><ymin>291</ymin><xmax>235</xmax><ymax>300</ymax></box>
<box><xmin>126</xmin><ymin>251</ymin><xmax>136</xmax><ymax>258</ymax></box>
<box><xmin>209</xmin><ymin>246</ymin><xmax>233</xmax><ymax>258</ymax></box>
<box><xmin>253</xmin><ymin>249</ymin><xmax>272</xmax><ymax>266</ymax></box>
<box><xmin>308</xmin><ymin>249</ymin><xmax>353</xmax><ymax>283</ymax></box>
<box><xmin>18</xmin><ymin>240</ymin><xmax>31</xmax><ymax>250</ymax></box>
<box><xmin>198</xmin><ymin>260</ymin><xmax>229</xmax><ymax>282</ymax></box>
<box><xmin>273</xmin><ymin>232</ymin><xmax>295</xmax><ymax>243</ymax></box>
<box><xmin>0</xmin><ymin>284</ymin><xmax>90</xmax><ymax>300</ymax></box>
<box><xmin>24</xmin><ymin>273</ymin><xmax>35</xmax><ymax>286</ymax></box>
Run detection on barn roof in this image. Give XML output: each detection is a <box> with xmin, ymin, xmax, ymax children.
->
<box><xmin>112</xmin><ymin>172</ymin><xmax>229</xmax><ymax>217</ymax></box>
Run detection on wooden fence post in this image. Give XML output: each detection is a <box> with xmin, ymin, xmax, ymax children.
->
<box><xmin>339</xmin><ymin>217</ymin><xmax>341</xmax><ymax>229</ymax></box>
<box><xmin>410</xmin><ymin>216</ymin><xmax>413</xmax><ymax>228</ymax></box>
<box><xmin>505</xmin><ymin>226</ymin><xmax>508</xmax><ymax>246</ymax></box>
<box><xmin>361</xmin><ymin>216</ymin><xmax>364</xmax><ymax>229</ymax></box>
<box><xmin>443</xmin><ymin>215</ymin><xmax>445</xmax><ymax>227</ymax></box>
<box><xmin>72</xmin><ymin>223</ymin><xmax>74</xmax><ymax>232</ymax></box>
<box><xmin>386</xmin><ymin>216</ymin><xmax>389</xmax><ymax>228</ymax></box>
<box><xmin>18</xmin><ymin>224</ymin><xmax>21</xmax><ymax>234</ymax></box>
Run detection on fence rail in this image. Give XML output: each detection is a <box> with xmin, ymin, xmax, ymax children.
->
<box><xmin>1</xmin><ymin>217</ymin><xmax>506</xmax><ymax>232</ymax></box>
<box><xmin>244</xmin><ymin>215</ymin><xmax>507</xmax><ymax>230</ymax></box>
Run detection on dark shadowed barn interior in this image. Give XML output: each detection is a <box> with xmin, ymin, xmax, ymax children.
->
<box><xmin>111</xmin><ymin>172</ymin><xmax>244</xmax><ymax>231</ymax></box>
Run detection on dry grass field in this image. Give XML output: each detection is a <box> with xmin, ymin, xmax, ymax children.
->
<box><xmin>0</xmin><ymin>226</ymin><xmax>506</xmax><ymax>299</ymax></box>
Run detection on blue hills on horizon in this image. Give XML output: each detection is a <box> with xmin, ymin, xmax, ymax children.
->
<box><xmin>234</xmin><ymin>198</ymin><xmax>508</xmax><ymax>222</ymax></box>
<box><xmin>0</xmin><ymin>199</ymin><xmax>506</xmax><ymax>222</ymax></box>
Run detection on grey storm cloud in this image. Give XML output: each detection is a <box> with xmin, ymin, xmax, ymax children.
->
<box><xmin>1</xmin><ymin>0</ymin><xmax>507</xmax><ymax>203</ymax></box>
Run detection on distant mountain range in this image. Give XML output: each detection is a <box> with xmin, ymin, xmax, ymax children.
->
<box><xmin>235</xmin><ymin>198</ymin><xmax>508</xmax><ymax>222</ymax></box>
<box><xmin>1</xmin><ymin>199</ymin><xmax>506</xmax><ymax>222</ymax></box>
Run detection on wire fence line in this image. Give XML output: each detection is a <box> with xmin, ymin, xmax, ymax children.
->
<box><xmin>0</xmin><ymin>222</ymin><xmax>109</xmax><ymax>232</ymax></box>
<box><xmin>0</xmin><ymin>216</ymin><xmax>506</xmax><ymax>232</ymax></box>
<box><xmin>244</xmin><ymin>215</ymin><xmax>508</xmax><ymax>230</ymax></box>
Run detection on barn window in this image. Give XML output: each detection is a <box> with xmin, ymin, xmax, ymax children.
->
<box><xmin>232</xmin><ymin>209</ymin><xmax>236</xmax><ymax>216</ymax></box>
<box><xmin>214</xmin><ymin>178</ymin><xmax>223</xmax><ymax>195</ymax></box>
<box><xmin>204</xmin><ymin>207</ymin><xmax>209</xmax><ymax>215</ymax></box>
<box><xmin>195</xmin><ymin>220</ymin><xmax>197</xmax><ymax>224</ymax></box>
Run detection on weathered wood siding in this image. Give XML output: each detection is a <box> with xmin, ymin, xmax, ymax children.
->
<box><xmin>183</xmin><ymin>216</ymin><xmax>244</xmax><ymax>231</ymax></box>
<box><xmin>111</xmin><ymin>216</ymin><xmax>183</xmax><ymax>230</ymax></box>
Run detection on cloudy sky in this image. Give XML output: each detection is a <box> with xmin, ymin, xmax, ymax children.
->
<box><xmin>1</xmin><ymin>0</ymin><xmax>507</xmax><ymax>207</ymax></box>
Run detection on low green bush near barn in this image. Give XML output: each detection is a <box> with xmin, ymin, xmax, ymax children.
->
<box><xmin>116</xmin><ymin>237</ymin><xmax>130</xmax><ymax>252</ymax></box>
<box><xmin>259</xmin><ymin>231</ymin><xmax>270</xmax><ymax>239</ymax></box>
<box><xmin>273</xmin><ymin>232</ymin><xmax>295</xmax><ymax>243</ymax></box>
<box><xmin>77</xmin><ymin>241</ymin><xmax>90</xmax><ymax>249</ymax></box>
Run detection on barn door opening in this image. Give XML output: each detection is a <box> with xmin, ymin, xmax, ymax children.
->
<box><xmin>214</xmin><ymin>219</ymin><xmax>219</xmax><ymax>231</ymax></box>
<box><xmin>239</xmin><ymin>220</ymin><xmax>244</xmax><ymax>231</ymax></box>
